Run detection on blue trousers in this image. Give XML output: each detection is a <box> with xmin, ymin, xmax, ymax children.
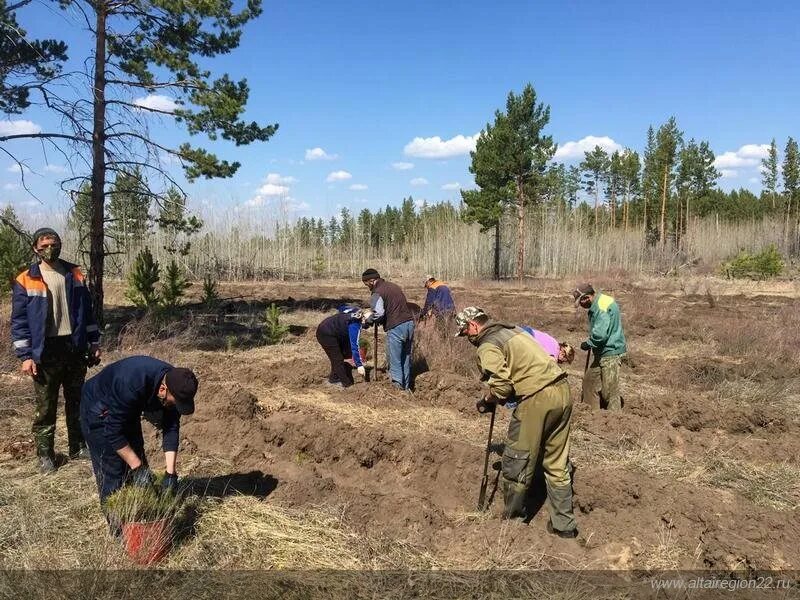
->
<box><xmin>386</xmin><ymin>320</ymin><xmax>415</xmax><ymax>389</ymax></box>
<box><xmin>81</xmin><ymin>416</ymin><xmax>145</xmax><ymax>503</ymax></box>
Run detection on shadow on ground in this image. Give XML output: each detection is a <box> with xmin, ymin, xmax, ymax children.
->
<box><xmin>182</xmin><ymin>470</ymin><xmax>278</xmax><ymax>499</ymax></box>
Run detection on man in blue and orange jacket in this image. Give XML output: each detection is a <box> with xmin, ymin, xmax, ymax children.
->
<box><xmin>10</xmin><ymin>227</ymin><xmax>101</xmax><ymax>473</ymax></box>
<box><xmin>422</xmin><ymin>277</ymin><xmax>456</xmax><ymax>320</ymax></box>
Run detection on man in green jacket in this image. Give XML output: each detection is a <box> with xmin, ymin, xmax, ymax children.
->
<box><xmin>456</xmin><ymin>306</ymin><xmax>577</xmax><ymax>538</ymax></box>
<box><xmin>573</xmin><ymin>283</ymin><xmax>627</xmax><ymax>411</ymax></box>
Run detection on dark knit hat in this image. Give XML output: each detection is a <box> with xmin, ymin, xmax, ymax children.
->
<box><xmin>31</xmin><ymin>227</ymin><xmax>61</xmax><ymax>245</ymax></box>
<box><xmin>165</xmin><ymin>368</ymin><xmax>198</xmax><ymax>415</ymax></box>
<box><xmin>361</xmin><ymin>268</ymin><xmax>380</xmax><ymax>281</ymax></box>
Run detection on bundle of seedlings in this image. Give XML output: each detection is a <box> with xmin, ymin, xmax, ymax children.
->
<box><xmin>104</xmin><ymin>474</ymin><xmax>193</xmax><ymax>565</ymax></box>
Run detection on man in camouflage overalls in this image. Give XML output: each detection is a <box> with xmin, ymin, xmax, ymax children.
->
<box><xmin>456</xmin><ymin>307</ymin><xmax>578</xmax><ymax>538</ymax></box>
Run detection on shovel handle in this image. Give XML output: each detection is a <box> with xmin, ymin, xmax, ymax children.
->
<box><xmin>373</xmin><ymin>324</ymin><xmax>379</xmax><ymax>381</ymax></box>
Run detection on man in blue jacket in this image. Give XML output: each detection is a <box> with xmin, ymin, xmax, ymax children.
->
<box><xmin>421</xmin><ymin>276</ymin><xmax>456</xmax><ymax>321</ymax></box>
<box><xmin>315</xmin><ymin>306</ymin><xmax>365</xmax><ymax>388</ymax></box>
<box><xmin>10</xmin><ymin>227</ymin><xmax>101</xmax><ymax>473</ymax></box>
<box><xmin>80</xmin><ymin>356</ymin><xmax>198</xmax><ymax>503</ymax></box>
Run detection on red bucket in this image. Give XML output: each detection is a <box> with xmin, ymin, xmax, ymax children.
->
<box><xmin>121</xmin><ymin>518</ymin><xmax>172</xmax><ymax>565</ymax></box>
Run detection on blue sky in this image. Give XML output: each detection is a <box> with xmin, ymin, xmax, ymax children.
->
<box><xmin>2</xmin><ymin>0</ymin><xmax>799</xmax><ymax>223</ymax></box>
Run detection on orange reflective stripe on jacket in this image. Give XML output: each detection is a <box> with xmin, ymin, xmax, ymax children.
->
<box><xmin>15</xmin><ymin>271</ymin><xmax>48</xmax><ymax>297</ymax></box>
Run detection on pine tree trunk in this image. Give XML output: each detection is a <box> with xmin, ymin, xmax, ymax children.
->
<box><xmin>659</xmin><ymin>168</ymin><xmax>668</xmax><ymax>246</ymax></box>
<box><xmin>643</xmin><ymin>189</ymin><xmax>648</xmax><ymax>233</ymax></box>
<box><xmin>89</xmin><ymin>1</ymin><xmax>107</xmax><ymax>326</ymax></box>
<box><xmin>516</xmin><ymin>180</ymin><xmax>525</xmax><ymax>281</ymax></box>
<box><xmin>594</xmin><ymin>176</ymin><xmax>599</xmax><ymax>236</ymax></box>
<box><xmin>624</xmin><ymin>188</ymin><xmax>629</xmax><ymax>233</ymax></box>
<box><xmin>493</xmin><ymin>221</ymin><xmax>500</xmax><ymax>280</ymax></box>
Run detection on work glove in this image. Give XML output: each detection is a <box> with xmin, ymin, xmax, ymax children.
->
<box><xmin>476</xmin><ymin>398</ymin><xmax>496</xmax><ymax>414</ymax></box>
<box><xmin>580</xmin><ymin>341</ymin><xmax>591</xmax><ymax>352</ymax></box>
<box><xmin>356</xmin><ymin>366</ymin><xmax>366</xmax><ymax>377</ymax></box>
<box><xmin>129</xmin><ymin>465</ymin><xmax>154</xmax><ymax>488</ymax></box>
<box><xmin>161</xmin><ymin>472</ymin><xmax>179</xmax><ymax>495</ymax></box>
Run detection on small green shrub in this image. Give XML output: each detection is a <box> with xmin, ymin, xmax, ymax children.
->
<box><xmin>126</xmin><ymin>247</ymin><xmax>160</xmax><ymax>308</ymax></box>
<box><xmin>722</xmin><ymin>244</ymin><xmax>784</xmax><ymax>280</ymax></box>
<box><xmin>161</xmin><ymin>259</ymin><xmax>191</xmax><ymax>309</ymax></box>
<box><xmin>263</xmin><ymin>303</ymin><xmax>288</xmax><ymax>345</ymax></box>
<box><xmin>201</xmin><ymin>274</ymin><xmax>219</xmax><ymax>308</ymax></box>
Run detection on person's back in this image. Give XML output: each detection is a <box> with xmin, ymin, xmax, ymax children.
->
<box><xmin>475</xmin><ymin>323</ymin><xmax>564</xmax><ymax>399</ymax></box>
<box><xmin>373</xmin><ymin>279</ymin><xmax>413</xmax><ymax>330</ymax></box>
<box><xmin>423</xmin><ymin>278</ymin><xmax>456</xmax><ymax>317</ymax></box>
<box><xmin>588</xmin><ymin>292</ymin><xmax>627</xmax><ymax>356</ymax></box>
<box><xmin>317</xmin><ymin>312</ymin><xmax>352</xmax><ymax>349</ymax></box>
<box><xmin>83</xmin><ymin>356</ymin><xmax>171</xmax><ymax>417</ymax></box>
<box><xmin>519</xmin><ymin>326</ymin><xmax>560</xmax><ymax>360</ymax></box>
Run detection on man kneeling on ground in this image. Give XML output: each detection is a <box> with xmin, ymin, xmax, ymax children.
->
<box><xmin>80</xmin><ymin>356</ymin><xmax>198</xmax><ymax>507</ymax></box>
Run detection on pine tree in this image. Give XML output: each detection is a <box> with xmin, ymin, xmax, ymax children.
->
<box><xmin>676</xmin><ymin>139</ymin><xmax>719</xmax><ymax>240</ymax></box>
<box><xmin>580</xmin><ymin>145</ymin><xmax>611</xmax><ymax>233</ymax></box>
<box><xmin>125</xmin><ymin>247</ymin><xmax>160</xmax><ymax>308</ymax></box>
<box><xmin>108</xmin><ymin>168</ymin><xmax>151</xmax><ymax>255</ymax></box>
<box><xmin>263</xmin><ymin>303</ymin><xmax>288</xmax><ymax>345</ymax></box>
<box><xmin>619</xmin><ymin>149</ymin><xmax>641</xmax><ymax>232</ymax></box>
<box><xmin>158</xmin><ymin>187</ymin><xmax>202</xmax><ymax>256</ymax></box>
<box><xmin>160</xmin><ymin>259</ymin><xmax>191</xmax><ymax>309</ymax></box>
<box><xmin>761</xmin><ymin>139</ymin><xmax>779</xmax><ymax>210</ymax></box>
<box><xmin>783</xmin><ymin>137</ymin><xmax>800</xmax><ymax>243</ymax></box>
<box><xmin>640</xmin><ymin>127</ymin><xmax>657</xmax><ymax>234</ymax></box>
<box><xmin>0</xmin><ymin>207</ymin><xmax>30</xmax><ymax>294</ymax></box>
<box><xmin>463</xmin><ymin>83</ymin><xmax>555</xmax><ymax>279</ymax></box>
<box><xmin>0</xmin><ymin>0</ymin><xmax>277</xmax><ymax>326</ymax></box>
<box><xmin>0</xmin><ymin>0</ymin><xmax>67</xmax><ymax>114</ymax></box>
<box><xmin>654</xmin><ymin>117</ymin><xmax>684</xmax><ymax>245</ymax></box>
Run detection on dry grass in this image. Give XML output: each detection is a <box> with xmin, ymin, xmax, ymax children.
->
<box><xmin>573</xmin><ymin>429</ymin><xmax>800</xmax><ymax>511</ymax></box>
<box><xmin>256</xmin><ymin>386</ymin><xmax>498</xmax><ymax>446</ymax></box>
<box><xmin>700</xmin><ymin>452</ymin><xmax>800</xmax><ymax>511</ymax></box>
<box><xmin>643</xmin><ymin>522</ymin><xmax>683</xmax><ymax>570</ymax></box>
<box><xmin>173</xmin><ymin>497</ymin><xmax>363</xmax><ymax>569</ymax></box>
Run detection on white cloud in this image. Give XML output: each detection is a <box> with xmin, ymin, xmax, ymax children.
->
<box><xmin>404</xmin><ymin>134</ymin><xmax>478</xmax><ymax>159</ymax></box>
<box><xmin>720</xmin><ymin>169</ymin><xmax>738</xmax><ymax>179</ymax></box>
<box><xmin>7</xmin><ymin>164</ymin><xmax>30</xmax><ymax>174</ymax></box>
<box><xmin>44</xmin><ymin>164</ymin><xmax>68</xmax><ymax>174</ymax></box>
<box><xmin>349</xmin><ymin>183</ymin><xmax>368</xmax><ymax>191</ymax></box>
<box><xmin>133</xmin><ymin>95</ymin><xmax>178</xmax><ymax>113</ymax></box>
<box><xmin>441</xmin><ymin>182</ymin><xmax>461</xmax><ymax>190</ymax></box>
<box><xmin>264</xmin><ymin>173</ymin><xmax>296</xmax><ymax>185</ymax></box>
<box><xmin>3</xmin><ymin>183</ymin><xmax>20</xmax><ymax>191</ymax></box>
<box><xmin>714</xmin><ymin>143</ymin><xmax>770</xmax><ymax>170</ymax></box>
<box><xmin>0</xmin><ymin>120</ymin><xmax>41</xmax><ymax>137</ymax></box>
<box><xmin>305</xmin><ymin>147</ymin><xmax>338</xmax><ymax>161</ymax></box>
<box><xmin>255</xmin><ymin>183</ymin><xmax>290</xmax><ymax>196</ymax></box>
<box><xmin>392</xmin><ymin>161</ymin><xmax>414</xmax><ymax>171</ymax></box>
<box><xmin>326</xmin><ymin>170</ymin><xmax>352</xmax><ymax>182</ymax></box>
<box><xmin>553</xmin><ymin>135</ymin><xmax>623</xmax><ymax>160</ymax></box>
<box><xmin>748</xmin><ymin>177</ymin><xmax>760</xmax><ymax>184</ymax></box>
<box><xmin>410</xmin><ymin>177</ymin><xmax>429</xmax><ymax>186</ymax></box>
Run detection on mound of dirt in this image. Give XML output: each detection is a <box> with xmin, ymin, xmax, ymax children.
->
<box><xmin>412</xmin><ymin>371</ymin><xmax>483</xmax><ymax>412</ymax></box>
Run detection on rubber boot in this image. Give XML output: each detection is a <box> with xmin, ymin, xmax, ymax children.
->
<box><xmin>38</xmin><ymin>453</ymin><xmax>57</xmax><ymax>474</ymax></box>
<box><xmin>69</xmin><ymin>442</ymin><xmax>90</xmax><ymax>460</ymax></box>
<box><xmin>546</xmin><ymin>480</ymin><xmax>577</xmax><ymax>534</ymax></box>
<box><xmin>501</xmin><ymin>483</ymin><xmax>528</xmax><ymax>520</ymax></box>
